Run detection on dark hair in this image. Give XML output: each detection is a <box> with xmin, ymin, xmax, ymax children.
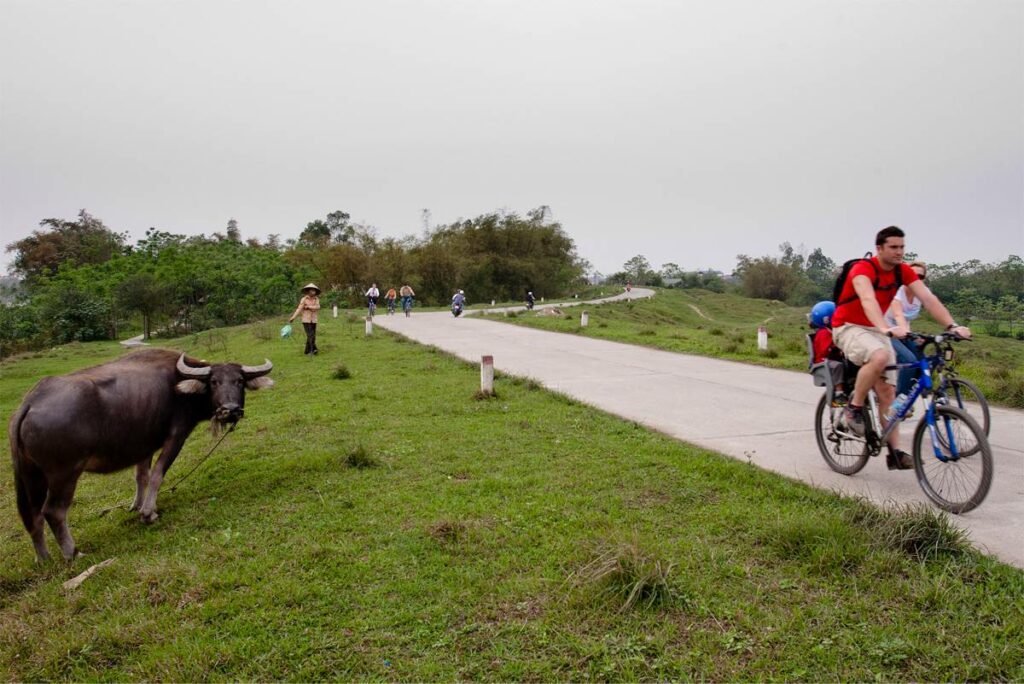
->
<box><xmin>875</xmin><ymin>225</ymin><xmax>905</xmax><ymax>247</ymax></box>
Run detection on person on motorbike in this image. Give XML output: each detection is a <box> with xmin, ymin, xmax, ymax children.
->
<box><xmin>451</xmin><ymin>289</ymin><xmax>466</xmax><ymax>316</ymax></box>
<box><xmin>526</xmin><ymin>291</ymin><xmax>535</xmax><ymax>310</ymax></box>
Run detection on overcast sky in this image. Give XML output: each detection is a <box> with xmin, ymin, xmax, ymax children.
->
<box><xmin>1</xmin><ymin>0</ymin><xmax>1021</xmax><ymax>277</ymax></box>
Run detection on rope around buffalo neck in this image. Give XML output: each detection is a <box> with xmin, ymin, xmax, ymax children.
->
<box><xmin>166</xmin><ymin>424</ymin><xmax>235</xmax><ymax>493</ymax></box>
<box><xmin>95</xmin><ymin>425</ymin><xmax>235</xmax><ymax>517</ymax></box>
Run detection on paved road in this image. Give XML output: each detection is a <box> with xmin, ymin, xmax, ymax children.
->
<box><xmin>372</xmin><ymin>291</ymin><xmax>1024</xmax><ymax>568</ymax></box>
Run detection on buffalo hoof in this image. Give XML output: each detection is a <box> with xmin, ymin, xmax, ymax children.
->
<box><xmin>140</xmin><ymin>511</ymin><xmax>159</xmax><ymax>524</ymax></box>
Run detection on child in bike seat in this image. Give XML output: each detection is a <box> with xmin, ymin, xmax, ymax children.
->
<box><xmin>809</xmin><ymin>301</ymin><xmax>846</xmax><ymax>402</ymax></box>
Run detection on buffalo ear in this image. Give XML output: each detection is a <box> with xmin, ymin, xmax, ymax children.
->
<box><xmin>175</xmin><ymin>379</ymin><xmax>208</xmax><ymax>395</ymax></box>
<box><xmin>246</xmin><ymin>376</ymin><xmax>274</xmax><ymax>391</ymax></box>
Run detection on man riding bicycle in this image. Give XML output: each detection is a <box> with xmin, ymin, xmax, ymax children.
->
<box><xmin>833</xmin><ymin>226</ymin><xmax>971</xmax><ymax>469</ymax></box>
<box><xmin>365</xmin><ymin>283</ymin><xmax>380</xmax><ymax>315</ymax></box>
<box><xmin>399</xmin><ymin>284</ymin><xmax>415</xmax><ymax>316</ymax></box>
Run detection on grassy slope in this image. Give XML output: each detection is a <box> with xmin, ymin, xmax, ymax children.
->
<box><xmin>484</xmin><ymin>288</ymin><xmax>1024</xmax><ymax>407</ymax></box>
<box><xmin>0</xmin><ymin>320</ymin><xmax>1021</xmax><ymax>681</ymax></box>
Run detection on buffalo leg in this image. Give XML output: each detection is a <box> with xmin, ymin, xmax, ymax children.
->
<box><xmin>139</xmin><ymin>433</ymin><xmax>187</xmax><ymax>524</ymax></box>
<box><xmin>42</xmin><ymin>473</ymin><xmax>82</xmax><ymax>561</ymax></box>
<box><xmin>131</xmin><ymin>460</ymin><xmax>151</xmax><ymax>511</ymax></box>
<box><xmin>16</xmin><ymin>459</ymin><xmax>50</xmax><ymax>561</ymax></box>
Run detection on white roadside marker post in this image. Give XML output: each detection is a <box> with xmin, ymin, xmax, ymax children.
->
<box><xmin>365</xmin><ymin>316</ymin><xmax>373</xmax><ymax>336</ymax></box>
<box><xmin>757</xmin><ymin>325</ymin><xmax>768</xmax><ymax>351</ymax></box>
<box><xmin>581</xmin><ymin>310</ymin><xmax>589</xmax><ymax>327</ymax></box>
<box><xmin>481</xmin><ymin>355</ymin><xmax>494</xmax><ymax>395</ymax></box>
<box><xmin>333</xmin><ymin>304</ymin><xmax>338</xmax><ymax>318</ymax></box>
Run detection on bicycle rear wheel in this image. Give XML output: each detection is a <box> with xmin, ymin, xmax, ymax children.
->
<box><xmin>912</xmin><ymin>405</ymin><xmax>992</xmax><ymax>514</ymax></box>
<box><xmin>938</xmin><ymin>378</ymin><xmax>990</xmax><ymax>436</ymax></box>
<box><xmin>814</xmin><ymin>394</ymin><xmax>869</xmax><ymax>475</ymax></box>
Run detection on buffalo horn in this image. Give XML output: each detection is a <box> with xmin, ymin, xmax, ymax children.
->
<box><xmin>241</xmin><ymin>359</ymin><xmax>273</xmax><ymax>378</ymax></box>
<box><xmin>176</xmin><ymin>353</ymin><xmax>211</xmax><ymax>378</ymax></box>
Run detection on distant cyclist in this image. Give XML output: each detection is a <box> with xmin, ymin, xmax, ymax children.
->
<box><xmin>365</xmin><ymin>283</ymin><xmax>380</xmax><ymax>317</ymax></box>
<box><xmin>399</xmin><ymin>284</ymin><xmax>415</xmax><ymax>317</ymax></box>
<box><xmin>526</xmin><ymin>291</ymin><xmax>535</xmax><ymax>310</ymax></box>
<box><xmin>832</xmin><ymin>226</ymin><xmax>970</xmax><ymax>469</ymax></box>
<box><xmin>384</xmin><ymin>287</ymin><xmax>397</xmax><ymax>315</ymax></box>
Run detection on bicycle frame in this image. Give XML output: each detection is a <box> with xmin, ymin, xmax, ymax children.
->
<box><xmin>870</xmin><ymin>342</ymin><xmax>961</xmax><ymax>463</ymax></box>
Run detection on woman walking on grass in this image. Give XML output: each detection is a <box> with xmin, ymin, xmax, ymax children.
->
<box><xmin>288</xmin><ymin>283</ymin><xmax>322</xmax><ymax>355</ymax></box>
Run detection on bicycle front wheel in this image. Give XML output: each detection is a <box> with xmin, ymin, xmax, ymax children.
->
<box><xmin>814</xmin><ymin>394</ymin><xmax>869</xmax><ymax>475</ymax></box>
<box><xmin>940</xmin><ymin>378</ymin><xmax>991</xmax><ymax>436</ymax></box>
<box><xmin>912</xmin><ymin>405</ymin><xmax>992</xmax><ymax>514</ymax></box>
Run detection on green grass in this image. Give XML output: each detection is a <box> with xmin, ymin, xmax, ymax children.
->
<box><xmin>1</xmin><ymin>319</ymin><xmax>1022</xmax><ymax>680</ymax></box>
<box><xmin>482</xmin><ymin>288</ymin><xmax>1024</xmax><ymax>407</ymax></box>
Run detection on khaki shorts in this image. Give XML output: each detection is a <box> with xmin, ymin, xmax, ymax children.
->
<box><xmin>833</xmin><ymin>324</ymin><xmax>897</xmax><ymax>385</ymax></box>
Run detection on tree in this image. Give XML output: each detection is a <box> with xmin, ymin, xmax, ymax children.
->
<box><xmin>622</xmin><ymin>255</ymin><xmax>652</xmax><ymax>284</ymax></box>
<box><xmin>660</xmin><ymin>262</ymin><xmax>684</xmax><ymax>280</ymax></box>
<box><xmin>226</xmin><ymin>218</ymin><xmax>241</xmax><ymax>243</ymax></box>
<box><xmin>778</xmin><ymin>242</ymin><xmax>805</xmax><ymax>272</ymax></box>
<box><xmin>117</xmin><ymin>272</ymin><xmax>172</xmax><ymax>340</ymax></box>
<box><xmin>326</xmin><ymin>210</ymin><xmax>354</xmax><ymax>244</ymax></box>
<box><xmin>6</xmin><ymin>210</ymin><xmax>127</xmax><ymax>283</ymax></box>
<box><xmin>737</xmin><ymin>256</ymin><xmax>798</xmax><ymax>300</ymax></box>
<box><xmin>299</xmin><ymin>220</ymin><xmax>331</xmax><ymax>247</ymax></box>
<box><xmin>805</xmin><ymin>248</ymin><xmax>836</xmax><ymax>289</ymax></box>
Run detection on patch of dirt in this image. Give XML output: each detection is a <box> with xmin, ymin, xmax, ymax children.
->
<box><xmin>687</xmin><ymin>304</ymin><xmax>713</xmax><ymax>321</ymax></box>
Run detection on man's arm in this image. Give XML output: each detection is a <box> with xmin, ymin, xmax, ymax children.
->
<box><xmin>889</xmin><ymin>296</ymin><xmax>908</xmax><ymax>329</ymax></box>
<box><xmin>905</xmin><ymin>280</ymin><xmax>971</xmax><ymax>338</ymax></box>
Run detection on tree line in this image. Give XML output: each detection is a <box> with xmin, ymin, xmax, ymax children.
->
<box><xmin>609</xmin><ymin>244</ymin><xmax>1024</xmax><ymax>336</ymax></box>
<box><xmin>1</xmin><ymin>208</ymin><xmax>587</xmax><ymax>357</ymax></box>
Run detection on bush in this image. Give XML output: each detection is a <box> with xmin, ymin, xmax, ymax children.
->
<box><xmin>344</xmin><ymin>445</ymin><xmax>378</xmax><ymax>469</ymax></box>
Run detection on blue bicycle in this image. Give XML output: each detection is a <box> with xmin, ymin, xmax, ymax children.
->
<box><xmin>813</xmin><ymin>332</ymin><xmax>993</xmax><ymax>514</ymax></box>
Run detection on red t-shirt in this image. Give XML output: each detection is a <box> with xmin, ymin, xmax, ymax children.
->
<box><xmin>812</xmin><ymin>328</ymin><xmax>839</xmax><ymax>363</ymax></box>
<box><xmin>833</xmin><ymin>257</ymin><xmax>919</xmax><ymax>328</ymax></box>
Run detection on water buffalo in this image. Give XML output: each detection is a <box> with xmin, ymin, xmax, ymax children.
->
<box><xmin>9</xmin><ymin>348</ymin><xmax>273</xmax><ymax>561</ymax></box>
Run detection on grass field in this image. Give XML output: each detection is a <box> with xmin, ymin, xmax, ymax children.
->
<box><xmin>1</xmin><ymin>318</ymin><xmax>1022</xmax><ymax>680</ymax></box>
<box><xmin>483</xmin><ymin>288</ymin><xmax>1024</xmax><ymax>408</ymax></box>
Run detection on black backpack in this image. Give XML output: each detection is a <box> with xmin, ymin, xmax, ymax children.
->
<box><xmin>831</xmin><ymin>253</ymin><xmax>903</xmax><ymax>306</ymax></box>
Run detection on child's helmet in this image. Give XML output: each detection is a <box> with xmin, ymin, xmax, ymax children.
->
<box><xmin>810</xmin><ymin>301</ymin><xmax>836</xmax><ymax>328</ymax></box>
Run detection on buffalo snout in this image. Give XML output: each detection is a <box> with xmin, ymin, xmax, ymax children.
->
<box><xmin>215</xmin><ymin>403</ymin><xmax>244</xmax><ymax>423</ymax></box>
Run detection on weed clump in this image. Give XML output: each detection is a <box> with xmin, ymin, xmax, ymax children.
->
<box><xmin>429</xmin><ymin>520</ymin><xmax>467</xmax><ymax>545</ymax></box>
<box><xmin>845</xmin><ymin>500</ymin><xmax>972</xmax><ymax>562</ymax></box>
<box><xmin>473</xmin><ymin>389</ymin><xmax>497</xmax><ymax>400</ymax></box>
<box><xmin>344</xmin><ymin>445</ymin><xmax>378</xmax><ymax>469</ymax></box>
<box><xmin>570</xmin><ymin>536</ymin><xmax>676</xmax><ymax>611</ymax></box>
<box><xmin>332</xmin><ymin>364</ymin><xmax>352</xmax><ymax>380</ymax></box>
